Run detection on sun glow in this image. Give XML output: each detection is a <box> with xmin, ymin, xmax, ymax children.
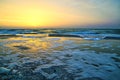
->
<box><xmin>0</xmin><ymin>4</ymin><xmax>78</xmax><ymax>28</ymax></box>
<box><xmin>0</xmin><ymin>0</ymin><xmax>119</xmax><ymax>28</ymax></box>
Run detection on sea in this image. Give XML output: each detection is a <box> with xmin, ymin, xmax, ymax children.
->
<box><xmin>0</xmin><ymin>28</ymin><xmax>120</xmax><ymax>40</ymax></box>
<box><xmin>0</xmin><ymin>28</ymin><xmax>120</xmax><ymax>80</ymax></box>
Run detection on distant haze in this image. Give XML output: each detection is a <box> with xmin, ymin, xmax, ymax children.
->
<box><xmin>0</xmin><ymin>0</ymin><xmax>120</xmax><ymax>28</ymax></box>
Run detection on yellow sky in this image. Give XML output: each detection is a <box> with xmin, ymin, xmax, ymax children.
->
<box><xmin>0</xmin><ymin>0</ymin><xmax>119</xmax><ymax>28</ymax></box>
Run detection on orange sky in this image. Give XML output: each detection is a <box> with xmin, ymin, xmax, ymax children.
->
<box><xmin>0</xmin><ymin>0</ymin><xmax>120</xmax><ymax>28</ymax></box>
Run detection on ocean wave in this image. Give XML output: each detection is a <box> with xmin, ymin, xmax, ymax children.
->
<box><xmin>0</xmin><ymin>29</ymin><xmax>120</xmax><ymax>40</ymax></box>
<box><xmin>0</xmin><ymin>29</ymin><xmax>120</xmax><ymax>34</ymax></box>
<box><xmin>48</xmin><ymin>33</ymin><xmax>120</xmax><ymax>40</ymax></box>
<box><xmin>0</xmin><ymin>33</ymin><xmax>120</xmax><ymax>40</ymax></box>
<box><xmin>48</xmin><ymin>34</ymin><xmax>83</xmax><ymax>38</ymax></box>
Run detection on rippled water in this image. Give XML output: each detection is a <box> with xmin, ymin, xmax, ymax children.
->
<box><xmin>0</xmin><ymin>28</ymin><xmax>120</xmax><ymax>80</ymax></box>
<box><xmin>0</xmin><ymin>28</ymin><xmax>120</xmax><ymax>34</ymax></box>
<box><xmin>0</xmin><ymin>28</ymin><xmax>120</xmax><ymax>40</ymax></box>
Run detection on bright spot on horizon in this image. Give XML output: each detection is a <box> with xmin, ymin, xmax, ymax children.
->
<box><xmin>0</xmin><ymin>0</ymin><xmax>120</xmax><ymax>28</ymax></box>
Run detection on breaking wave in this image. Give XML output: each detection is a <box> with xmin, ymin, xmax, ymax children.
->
<box><xmin>0</xmin><ymin>28</ymin><xmax>120</xmax><ymax>40</ymax></box>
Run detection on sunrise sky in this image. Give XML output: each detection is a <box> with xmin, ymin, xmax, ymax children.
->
<box><xmin>0</xmin><ymin>0</ymin><xmax>120</xmax><ymax>28</ymax></box>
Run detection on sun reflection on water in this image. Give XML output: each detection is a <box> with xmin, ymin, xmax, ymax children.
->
<box><xmin>0</xmin><ymin>35</ymin><xmax>120</xmax><ymax>55</ymax></box>
<box><xmin>4</xmin><ymin>37</ymin><xmax>52</xmax><ymax>54</ymax></box>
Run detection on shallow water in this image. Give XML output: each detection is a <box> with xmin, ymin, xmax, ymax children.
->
<box><xmin>0</xmin><ymin>36</ymin><xmax>119</xmax><ymax>55</ymax></box>
<box><xmin>0</xmin><ymin>29</ymin><xmax>120</xmax><ymax>80</ymax></box>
